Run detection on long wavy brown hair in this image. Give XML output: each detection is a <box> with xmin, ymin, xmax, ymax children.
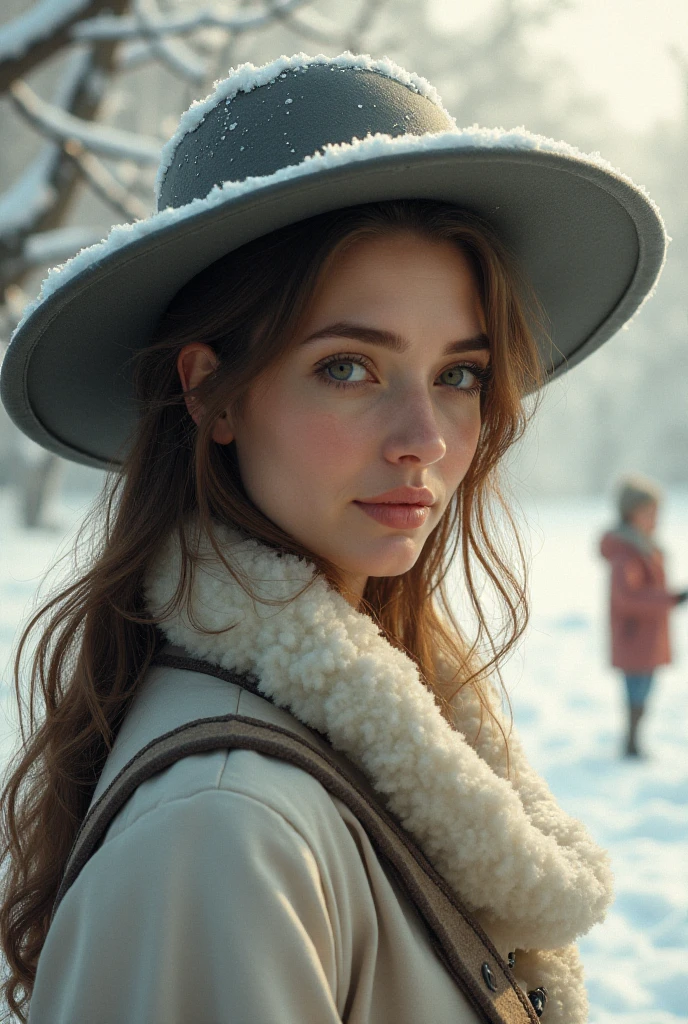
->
<box><xmin>0</xmin><ymin>198</ymin><xmax>544</xmax><ymax>1019</ymax></box>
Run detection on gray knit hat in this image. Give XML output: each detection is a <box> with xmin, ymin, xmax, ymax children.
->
<box><xmin>617</xmin><ymin>473</ymin><xmax>663</xmax><ymax>522</ymax></box>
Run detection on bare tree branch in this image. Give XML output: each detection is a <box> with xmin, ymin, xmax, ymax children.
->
<box><xmin>487</xmin><ymin>0</ymin><xmax>574</xmax><ymax>49</ymax></box>
<box><xmin>10</xmin><ymin>79</ymin><xmax>162</xmax><ymax>164</ymax></box>
<box><xmin>0</xmin><ymin>143</ymin><xmax>59</xmax><ymax>243</ymax></box>
<box><xmin>0</xmin><ymin>49</ymin><xmax>93</xmax><ymax>256</ymax></box>
<box><xmin>0</xmin><ymin>225</ymin><xmax>102</xmax><ymax>292</ymax></box>
<box><xmin>63</xmin><ymin>140</ymin><xmax>151</xmax><ymax>220</ymax></box>
<box><xmin>262</xmin><ymin>0</ymin><xmax>387</xmax><ymax>51</ymax></box>
<box><xmin>0</xmin><ymin>0</ymin><xmax>93</xmax><ymax>62</ymax></box>
<box><xmin>0</xmin><ymin>9</ymin><xmax>131</xmax><ymax>299</ymax></box>
<box><xmin>262</xmin><ymin>0</ymin><xmax>343</xmax><ymax>45</ymax></box>
<box><xmin>114</xmin><ymin>34</ymin><xmax>217</xmax><ymax>74</ymax></box>
<box><xmin>74</xmin><ymin>0</ymin><xmax>315</xmax><ymax>42</ymax></box>
<box><xmin>22</xmin><ymin>225</ymin><xmax>103</xmax><ymax>267</ymax></box>
<box><xmin>115</xmin><ymin>23</ymin><xmax>240</xmax><ymax>76</ymax></box>
<box><xmin>111</xmin><ymin>37</ymin><xmax>155</xmax><ymax>73</ymax></box>
<box><xmin>0</xmin><ymin>0</ymin><xmax>129</xmax><ymax>96</ymax></box>
<box><xmin>130</xmin><ymin>0</ymin><xmax>208</xmax><ymax>85</ymax></box>
<box><xmin>345</xmin><ymin>0</ymin><xmax>390</xmax><ymax>53</ymax></box>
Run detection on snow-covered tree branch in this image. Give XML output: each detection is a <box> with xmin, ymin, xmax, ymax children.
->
<box><xmin>261</xmin><ymin>0</ymin><xmax>390</xmax><ymax>49</ymax></box>
<box><xmin>0</xmin><ymin>0</ymin><xmax>95</xmax><ymax>62</ymax></box>
<box><xmin>21</xmin><ymin>225</ymin><xmax>103</xmax><ymax>268</ymax></box>
<box><xmin>63</xmin><ymin>140</ymin><xmax>150</xmax><ymax>220</ymax></box>
<box><xmin>127</xmin><ymin>0</ymin><xmax>208</xmax><ymax>85</ymax></box>
<box><xmin>73</xmin><ymin>0</ymin><xmax>314</xmax><ymax>42</ymax></box>
<box><xmin>0</xmin><ymin>47</ymin><xmax>99</xmax><ymax>285</ymax></box>
<box><xmin>10</xmin><ymin>79</ymin><xmax>163</xmax><ymax>164</ymax></box>
<box><xmin>259</xmin><ymin>1</ymin><xmax>343</xmax><ymax>45</ymax></box>
<box><xmin>0</xmin><ymin>0</ymin><xmax>129</xmax><ymax>94</ymax></box>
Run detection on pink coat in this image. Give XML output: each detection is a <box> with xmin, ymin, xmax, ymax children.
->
<box><xmin>600</xmin><ymin>530</ymin><xmax>678</xmax><ymax>672</ymax></box>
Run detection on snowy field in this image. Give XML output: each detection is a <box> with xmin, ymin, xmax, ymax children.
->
<box><xmin>0</xmin><ymin>483</ymin><xmax>687</xmax><ymax>1023</ymax></box>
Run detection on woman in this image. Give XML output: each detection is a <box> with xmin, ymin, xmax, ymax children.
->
<box><xmin>0</xmin><ymin>54</ymin><xmax>667</xmax><ymax>1023</ymax></box>
<box><xmin>600</xmin><ymin>475</ymin><xmax>687</xmax><ymax>757</ymax></box>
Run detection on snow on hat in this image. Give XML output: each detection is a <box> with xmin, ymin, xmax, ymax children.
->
<box><xmin>0</xmin><ymin>52</ymin><xmax>668</xmax><ymax>469</ymax></box>
<box><xmin>617</xmin><ymin>473</ymin><xmax>663</xmax><ymax>521</ymax></box>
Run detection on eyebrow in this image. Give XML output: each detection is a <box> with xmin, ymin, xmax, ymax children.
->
<box><xmin>299</xmin><ymin>322</ymin><xmax>490</xmax><ymax>357</ymax></box>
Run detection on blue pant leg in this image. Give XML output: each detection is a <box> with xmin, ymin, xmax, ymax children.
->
<box><xmin>623</xmin><ymin>672</ymin><xmax>654</xmax><ymax>708</ymax></box>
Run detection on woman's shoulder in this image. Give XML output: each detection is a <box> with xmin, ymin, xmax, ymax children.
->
<box><xmin>38</xmin><ymin>736</ymin><xmax>360</xmax><ymax>1024</ymax></box>
<box><xmin>101</xmin><ymin>738</ymin><xmax>356</xmax><ymax>855</ymax></box>
<box><xmin>96</xmin><ymin>661</ymin><xmax>372</xmax><ymax>864</ymax></box>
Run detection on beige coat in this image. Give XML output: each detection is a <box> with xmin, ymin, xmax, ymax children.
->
<box><xmin>29</xmin><ymin>521</ymin><xmax>613</xmax><ymax>1023</ymax></box>
<box><xmin>31</xmin><ymin>660</ymin><xmax>486</xmax><ymax>1023</ymax></box>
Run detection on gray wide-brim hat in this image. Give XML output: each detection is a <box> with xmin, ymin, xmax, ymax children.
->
<box><xmin>0</xmin><ymin>52</ymin><xmax>667</xmax><ymax>470</ymax></box>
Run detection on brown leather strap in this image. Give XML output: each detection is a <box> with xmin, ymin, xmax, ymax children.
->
<box><xmin>54</xmin><ymin>658</ymin><xmax>537</xmax><ymax>1024</ymax></box>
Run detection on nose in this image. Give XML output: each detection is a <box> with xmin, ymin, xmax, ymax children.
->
<box><xmin>380</xmin><ymin>390</ymin><xmax>447</xmax><ymax>465</ymax></box>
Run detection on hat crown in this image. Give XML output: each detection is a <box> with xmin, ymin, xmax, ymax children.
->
<box><xmin>157</xmin><ymin>63</ymin><xmax>454</xmax><ymax>212</ymax></box>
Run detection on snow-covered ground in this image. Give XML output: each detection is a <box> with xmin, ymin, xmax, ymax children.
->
<box><xmin>0</xmin><ymin>484</ymin><xmax>687</xmax><ymax>1023</ymax></box>
<box><xmin>503</xmin><ymin>494</ymin><xmax>688</xmax><ymax>1024</ymax></box>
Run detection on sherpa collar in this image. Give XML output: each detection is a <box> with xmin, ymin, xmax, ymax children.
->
<box><xmin>145</xmin><ymin>521</ymin><xmax>613</xmax><ymax>1024</ymax></box>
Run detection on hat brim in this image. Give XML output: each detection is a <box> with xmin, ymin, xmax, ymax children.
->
<box><xmin>0</xmin><ymin>135</ymin><xmax>667</xmax><ymax>469</ymax></box>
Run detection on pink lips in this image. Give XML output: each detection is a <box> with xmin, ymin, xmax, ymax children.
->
<box><xmin>357</xmin><ymin>486</ymin><xmax>435</xmax><ymax>506</ymax></box>
<box><xmin>354</xmin><ymin>502</ymin><xmax>430</xmax><ymax>529</ymax></box>
<box><xmin>353</xmin><ymin>487</ymin><xmax>436</xmax><ymax>530</ymax></box>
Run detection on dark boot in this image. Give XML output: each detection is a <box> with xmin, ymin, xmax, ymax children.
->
<box><xmin>624</xmin><ymin>704</ymin><xmax>644</xmax><ymax>757</ymax></box>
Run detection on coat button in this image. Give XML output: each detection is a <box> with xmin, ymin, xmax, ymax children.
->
<box><xmin>481</xmin><ymin>962</ymin><xmax>498</xmax><ymax>992</ymax></box>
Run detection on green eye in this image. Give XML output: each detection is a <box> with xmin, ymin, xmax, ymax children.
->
<box><xmin>315</xmin><ymin>353</ymin><xmax>490</xmax><ymax>395</ymax></box>
<box><xmin>327</xmin><ymin>360</ymin><xmax>366</xmax><ymax>382</ymax></box>
<box><xmin>442</xmin><ymin>367</ymin><xmax>475</xmax><ymax>388</ymax></box>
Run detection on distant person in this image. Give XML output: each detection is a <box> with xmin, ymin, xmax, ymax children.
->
<box><xmin>600</xmin><ymin>475</ymin><xmax>687</xmax><ymax>758</ymax></box>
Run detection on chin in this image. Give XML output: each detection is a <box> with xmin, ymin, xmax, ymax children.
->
<box><xmin>356</xmin><ymin>541</ymin><xmax>423</xmax><ymax>576</ymax></box>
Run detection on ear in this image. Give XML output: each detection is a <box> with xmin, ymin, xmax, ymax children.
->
<box><xmin>177</xmin><ymin>343</ymin><xmax>234</xmax><ymax>445</ymax></box>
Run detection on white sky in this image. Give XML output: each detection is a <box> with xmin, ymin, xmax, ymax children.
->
<box><xmin>428</xmin><ymin>0</ymin><xmax>688</xmax><ymax>131</ymax></box>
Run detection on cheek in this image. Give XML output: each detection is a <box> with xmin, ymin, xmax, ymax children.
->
<box><xmin>457</xmin><ymin>403</ymin><xmax>483</xmax><ymax>450</ymax></box>
<box><xmin>447</xmin><ymin>405</ymin><xmax>483</xmax><ymax>473</ymax></box>
<box><xmin>255</xmin><ymin>400</ymin><xmax>368</xmax><ymax>475</ymax></box>
<box><xmin>296</xmin><ymin>411</ymin><xmax>368</xmax><ymax>467</ymax></box>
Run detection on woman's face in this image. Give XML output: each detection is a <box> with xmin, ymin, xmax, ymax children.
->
<box><xmin>179</xmin><ymin>231</ymin><xmax>489</xmax><ymax>606</ymax></box>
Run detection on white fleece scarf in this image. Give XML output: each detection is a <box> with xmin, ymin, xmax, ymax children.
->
<box><xmin>145</xmin><ymin>522</ymin><xmax>613</xmax><ymax>1024</ymax></box>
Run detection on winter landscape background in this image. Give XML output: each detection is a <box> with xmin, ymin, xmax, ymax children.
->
<box><xmin>1</xmin><ymin>0</ymin><xmax>687</xmax><ymax>1021</ymax></box>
